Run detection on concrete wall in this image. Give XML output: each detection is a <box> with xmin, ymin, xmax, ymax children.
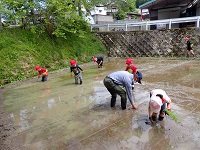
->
<box><xmin>92</xmin><ymin>14</ymin><xmax>113</xmax><ymax>24</ymax></box>
<box><xmin>94</xmin><ymin>27</ymin><xmax>200</xmax><ymax>57</ymax></box>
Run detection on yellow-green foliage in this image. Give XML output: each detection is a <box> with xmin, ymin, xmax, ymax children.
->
<box><xmin>165</xmin><ymin>110</ymin><xmax>180</xmax><ymax>123</ymax></box>
<box><xmin>0</xmin><ymin>28</ymin><xmax>106</xmax><ymax>86</ymax></box>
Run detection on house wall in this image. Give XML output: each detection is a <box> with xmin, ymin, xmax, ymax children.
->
<box><xmin>150</xmin><ymin>10</ymin><xmax>158</xmax><ymax>20</ymax></box>
<box><xmin>90</xmin><ymin>7</ymin><xmax>107</xmax><ymax>16</ymax></box>
<box><xmin>92</xmin><ymin>15</ymin><xmax>113</xmax><ymax>24</ymax></box>
<box><xmin>158</xmin><ymin>7</ymin><xmax>180</xmax><ymax>29</ymax></box>
<box><xmin>196</xmin><ymin>2</ymin><xmax>200</xmax><ymax>16</ymax></box>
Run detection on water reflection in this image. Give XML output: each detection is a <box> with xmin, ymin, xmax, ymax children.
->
<box><xmin>47</xmin><ymin>98</ymin><xmax>56</xmax><ymax>109</ymax></box>
<box><xmin>2</xmin><ymin>58</ymin><xmax>200</xmax><ymax>150</ymax></box>
<box><xmin>19</xmin><ymin>109</ymin><xmax>29</xmax><ymax>130</ymax></box>
<box><xmin>146</xmin><ymin>122</ymin><xmax>171</xmax><ymax>150</ymax></box>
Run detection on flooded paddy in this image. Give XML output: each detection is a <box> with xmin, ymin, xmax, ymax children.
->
<box><xmin>0</xmin><ymin>58</ymin><xmax>200</xmax><ymax>150</ymax></box>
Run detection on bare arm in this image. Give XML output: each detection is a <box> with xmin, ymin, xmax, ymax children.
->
<box><xmin>167</xmin><ymin>102</ymin><xmax>171</xmax><ymax>110</ymax></box>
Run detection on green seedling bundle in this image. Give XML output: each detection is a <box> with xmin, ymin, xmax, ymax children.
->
<box><xmin>165</xmin><ymin>109</ymin><xmax>180</xmax><ymax>123</ymax></box>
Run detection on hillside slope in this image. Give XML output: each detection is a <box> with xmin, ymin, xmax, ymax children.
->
<box><xmin>0</xmin><ymin>28</ymin><xmax>106</xmax><ymax>86</ymax></box>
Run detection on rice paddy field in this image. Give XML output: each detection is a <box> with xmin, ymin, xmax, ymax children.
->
<box><xmin>0</xmin><ymin>57</ymin><xmax>200</xmax><ymax>150</ymax></box>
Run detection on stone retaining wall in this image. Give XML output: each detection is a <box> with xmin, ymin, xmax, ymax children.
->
<box><xmin>94</xmin><ymin>27</ymin><xmax>200</xmax><ymax>57</ymax></box>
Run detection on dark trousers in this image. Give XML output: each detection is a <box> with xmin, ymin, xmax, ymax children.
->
<box><xmin>103</xmin><ymin>77</ymin><xmax>127</xmax><ymax>110</ymax></box>
<box><xmin>42</xmin><ymin>76</ymin><xmax>48</xmax><ymax>82</ymax></box>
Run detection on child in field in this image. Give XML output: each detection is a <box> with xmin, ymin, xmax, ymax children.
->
<box><xmin>125</xmin><ymin>58</ymin><xmax>138</xmax><ymax>89</ymax></box>
<box><xmin>125</xmin><ymin>58</ymin><xmax>137</xmax><ymax>74</ymax></box>
<box><xmin>184</xmin><ymin>37</ymin><xmax>195</xmax><ymax>58</ymax></box>
<box><xmin>92</xmin><ymin>56</ymin><xmax>103</xmax><ymax>68</ymax></box>
<box><xmin>35</xmin><ymin>65</ymin><xmax>48</xmax><ymax>82</ymax></box>
<box><xmin>70</xmin><ymin>60</ymin><xmax>84</xmax><ymax>84</ymax></box>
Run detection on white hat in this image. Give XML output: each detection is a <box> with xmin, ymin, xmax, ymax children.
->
<box><xmin>149</xmin><ymin>96</ymin><xmax>162</xmax><ymax>113</ymax></box>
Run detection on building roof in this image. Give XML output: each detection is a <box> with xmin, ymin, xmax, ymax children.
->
<box><xmin>139</xmin><ymin>0</ymin><xmax>157</xmax><ymax>9</ymax></box>
<box><xmin>139</xmin><ymin>0</ymin><xmax>194</xmax><ymax>10</ymax></box>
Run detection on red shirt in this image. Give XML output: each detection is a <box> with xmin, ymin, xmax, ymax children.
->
<box><xmin>38</xmin><ymin>68</ymin><xmax>48</xmax><ymax>76</ymax></box>
<box><xmin>125</xmin><ymin>64</ymin><xmax>137</xmax><ymax>74</ymax></box>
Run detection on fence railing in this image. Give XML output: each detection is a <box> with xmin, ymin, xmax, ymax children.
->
<box><xmin>90</xmin><ymin>16</ymin><xmax>200</xmax><ymax>32</ymax></box>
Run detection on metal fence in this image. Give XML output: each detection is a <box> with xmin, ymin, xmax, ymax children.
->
<box><xmin>90</xmin><ymin>16</ymin><xmax>200</xmax><ymax>32</ymax></box>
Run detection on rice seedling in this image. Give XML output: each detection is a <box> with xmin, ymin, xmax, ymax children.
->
<box><xmin>165</xmin><ymin>110</ymin><xmax>180</xmax><ymax>123</ymax></box>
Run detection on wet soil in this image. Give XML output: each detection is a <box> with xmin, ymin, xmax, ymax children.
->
<box><xmin>0</xmin><ymin>57</ymin><xmax>200</xmax><ymax>150</ymax></box>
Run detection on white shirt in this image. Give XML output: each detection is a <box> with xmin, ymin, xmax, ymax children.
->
<box><xmin>150</xmin><ymin>89</ymin><xmax>171</xmax><ymax>104</ymax></box>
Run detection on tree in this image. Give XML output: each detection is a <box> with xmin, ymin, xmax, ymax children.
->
<box><xmin>0</xmin><ymin>1</ymin><xmax>3</xmax><ymax>26</ymax></box>
<box><xmin>1</xmin><ymin>0</ymin><xmax>89</xmax><ymax>38</ymax></box>
<box><xmin>44</xmin><ymin>0</ymin><xmax>89</xmax><ymax>38</ymax></box>
<box><xmin>1</xmin><ymin>0</ymin><xmax>42</xmax><ymax>27</ymax></box>
<box><xmin>0</xmin><ymin>0</ymin><xmax>138</xmax><ymax>38</ymax></box>
<box><xmin>0</xmin><ymin>0</ymin><xmax>13</xmax><ymax>27</ymax></box>
<box><xmin>83</xmin><ymin>0</ymin><xmax>136</xmax><ymax>20</ymax></box>
<box><xmin>114</xmin><ymin>0</ymin><xmax>136</xmax><ymax>20</ymax></box>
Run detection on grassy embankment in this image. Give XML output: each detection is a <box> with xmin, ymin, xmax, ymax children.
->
<box><xmin>0</xmin><ymin>28</ymin><xmax>106</xmax><ymax>86</ymax></box>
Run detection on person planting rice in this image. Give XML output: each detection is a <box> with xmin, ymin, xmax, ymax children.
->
<box><xmin>125</xmin><ymin>58</ymin><xmax>139</xmax><ymax>89</ymax></box>
<box><xmin>35</xmin><ymin>65</ymin><xmax>48</xmax><ymax>82</ymax></box>
<box><xmin>92</xmin><ymin>56</ymin><xmax>103</xmax><ymax>68</ymax></box>
<box><xmin>125</xmin><ymin>58</ymin><xmax>137</xmax><ymax>74</ymax></box>
<box><xmin>103</xmin><ymin>71</ymin><xmax>142</xmax><ymax>110</ymax></box>
<box><xmin>148</xmin><ymin>89</ymin><xmax>172</xmax><ymax>123</ymax></box>
<box><xmin>70</xmin><ymin>60</ymin><xmax>84</xmax><ymax>84</ymax></box>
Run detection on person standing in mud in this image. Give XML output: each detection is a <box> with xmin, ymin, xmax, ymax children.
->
<box><xmin>35</xmin><ymin>65</ymin><xmax>48</xmax><ymax>82</ymax></box>
<box><xmin>184</xmin><ymin>37</ymin><xmax>195</xmax><ymax>58</ymax></box>
<box><xmin>125</xmin><ymin>58</ymin><xmax>137</xmax><ymax>74</ymax></box>
<box><xmin>125</xmin><ymin>58</ymin><xmax>138</xmax><ymax>89</ymax></box>
<box><xmin>92</xmin><ymin>56</ymin><xmax>103</xmax><ymax>68</ymax></box>
<box><xmin>148</xmin><ymin>89</ymin><xmax>172</xmax><ymax>123</ymax></box>
<box><xmin>103</xmin><ymin>71</ymin><xmax>142</xmax><ymax>110</ymax></box>
<box><xmin>70</xmin><ymin>60</ymin><xmax>84</xmax><ymax>84</ymax></box>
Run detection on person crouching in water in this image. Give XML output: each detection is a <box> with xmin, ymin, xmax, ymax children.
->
<box><xmin>70</xmin><ymin>60</ymin><xmax>84</xmax><ymax>84</ymax></box>
<box><xmin>125</xmin><ymin>58</ymin><xmax>138</xmax><ymax>89</ymax></box>
<box><xmin>125</xmin><ymin>58</ymin><xmax>137</xmax><ymax>74</ymax></box>
<box><xmin>103</xmin><ymin>71</ymin><xmax>142</xmax><ymax>110</ymax></box>
<box><xmin>92</xmin><ymin>56</ymin><xmax>103</xmax><ymax>68</ymax></box>
<box><xmin>148</xmin><ymin>89</ymin><xmax>172</xmax><ymax>123</ymax></box>
<box><xmin>35</xmin><ymin>65</ymin><xmax>48</xmax><ymax>82</ymax></box>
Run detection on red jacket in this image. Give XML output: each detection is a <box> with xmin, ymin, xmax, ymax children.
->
<box><xmin>38</xmin><ymin>68</ymin><xmax>48</xmax><ymax>76</ymax></box>
<box><xmin>125</xmin><ymin>64</ymin><xmax>137</xmax><ymax>74</ymax></box>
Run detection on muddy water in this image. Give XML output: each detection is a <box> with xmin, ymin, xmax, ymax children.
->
<box><xmin>2</xmin><ymin>58</ymin><xmax>200</xmax><ymax>150</ymax></box>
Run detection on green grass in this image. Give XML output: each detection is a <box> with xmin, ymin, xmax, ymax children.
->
<box><xmin>0</xmin><ymin>27</ymin><xmax>106</xmax><ymax>86</ymax></box>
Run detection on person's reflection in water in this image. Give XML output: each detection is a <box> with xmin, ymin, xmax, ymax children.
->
<box><xmin>39</xmin><ymin>84</ymin><xmax>51</xmax><ymax>97</ymax></box>
<box><xmin>145</xmin><ymin>121</ymin><xmax>171</xmax><ymax>150</ymax></box>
